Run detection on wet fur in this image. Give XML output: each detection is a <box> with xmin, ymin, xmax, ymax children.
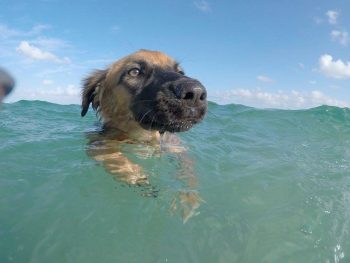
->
<box><xmin>81</xmin><ymin>50</ymin><xmax>207</xmax><ymax>222</ymax></box>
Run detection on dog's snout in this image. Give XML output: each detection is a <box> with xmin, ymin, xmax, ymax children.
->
<box><xmin>174</xmin><ymin>82</ymin><xmax>207</xmax><ymax>103</ymax></box>
<box><xmin>182</xmin><ymin>86</ymin><xmax>206</xmax><ymax>102</ymax></box>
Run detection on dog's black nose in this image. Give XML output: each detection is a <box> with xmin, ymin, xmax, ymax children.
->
<box><xmin>174</xmin><ymin>81</ymin><xmax>207</xmax><ymax>103</ymax></box>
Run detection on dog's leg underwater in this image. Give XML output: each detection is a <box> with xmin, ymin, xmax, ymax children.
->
<box><xmin>161</xmin><ymin>133</ymin><xmax>203</xmax><ymax>223</ymax></box>
<box><xmin>86</xmin><ymin>134</ymin><xmax>148</xmax><ymax>185</ymax></box>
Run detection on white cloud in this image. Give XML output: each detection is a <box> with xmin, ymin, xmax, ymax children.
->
<box><xmin>326</xmin><ymin>10</ymin><xmax>339</xmax><ymax>25</ymax></box>
<box><xmin>0</xmin><ymin>23</ymin><xmax>50</xmax><ymax>39</ymax></box>
<box><xmin>30</xmin><ymin>37</ymin><xmax>70</xmax><ymax>51</ymax></box>
<box><xmin>42</xmin><ymin>79</ymin><xmax>54</xmax><ymax>85</ymax></box>
<box><xmin>0</xmin><ymin>24</ymin><xmax>80</xmax><ymax>105</ymax></box>
<box><xmin>257</xmin><ymin>75</ymin><xmax>275</xmax><ymax>83</ymax></box>
<box><xmin>313</xmin><ymin>17</ymin><xmax>323</xmax><ymax>25</ymax></box>
<box><xmin>309</xmin><ymin>80</ymin><xmax>316</xmax><ymax>85</ymax></box>
<box><xmin>0</xmin><ymin>24</ymin><xmax>70</xmax><ymax>63</ymax></box>
<box><xmin>0</xmin><ymin>24</ymin><xmax>19</xmax><ymax>39</ymax></box>
<box><xmin>330</xmin><ymin>85</ymin><xmax>341</xmax><ymax>90</ymax></box>
<box><xmin>331</xmin><ymin>30</ymin><xmax>349</xmax><ymax>46</ymax></box>
<box><xmin>9</xmin><ymin>84</ymin><xmax>81</xmax><ymax>105</ymax></box>
<box><xmin>28</xmin><ymin>24</ymin><xmax>51</xmax><ymax>35</ymax></box>
<box><xmin>319</xmin><ymin>54</ymin><xmax>350</xmax><ymax>79</ymax></box>
<box><xmin>194</xmin><ymin>0</ymin><xmax>210</xmax><ymax>12</ymax></box>
<box><xmin>16</xmin><ymin>41</ymin><xmax>71</xmax><ymax>64</ymax></box>
<box><xmin>36</xmin><ymin>84</ymin><xmax>80</xmax><ymax>96</ymax></box>
<box><xmin>212</xmin><ymin>88</ymin><xmax>348</xmax><ymax>109</ymax></box>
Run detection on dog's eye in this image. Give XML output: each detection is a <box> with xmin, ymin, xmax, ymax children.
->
<box><xmin>128</xmin><ymin>68</ymin><xmax>141</xmax><ymax>77</ymax></box>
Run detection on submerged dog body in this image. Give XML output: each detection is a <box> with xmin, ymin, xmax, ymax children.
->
<box><xmin>81</xmin><ymin>50</ymin><xmax>207</xmax><ymax>222</ymax></box>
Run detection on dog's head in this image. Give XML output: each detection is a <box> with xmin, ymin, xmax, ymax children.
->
<box><xmin>81</xmin><ymin>50</ymin><xmax>207</xmax><ymax>133</ymax></box>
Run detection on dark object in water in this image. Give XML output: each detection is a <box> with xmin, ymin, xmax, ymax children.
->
<box><xmin>0</xmin><ymin>67</ymin><xmax>15</xmax><ymax>97</ymax></box>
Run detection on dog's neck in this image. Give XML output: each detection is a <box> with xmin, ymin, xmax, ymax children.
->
<box><xmin>103</xmin><ymin>117</ymin><xmax>160</xmax><ymax>143</ymax></box>
<box><xmin>99</xmin><ymin>89</ymin><xmax>161</xmax><ymax>143</ymax></box>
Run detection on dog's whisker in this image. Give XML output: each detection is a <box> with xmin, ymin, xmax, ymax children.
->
<box><xmin>130</xmin><ymin>98</ymin><xmax>181</xmax><ymax>107</ymax></box>
<box><xmin>150</xmin><ymin>114</ymin><xmax>156</xmax><ymax>131</ymax></box>
<box><xmin>129</xmin><ymin>99</ymin><xmax>154</xmax><ymax>106</ymax></box>
<box><xmin>138</xmin><ymin>109</ymin><xmax>153</xmax><ymax>123</ymax></box>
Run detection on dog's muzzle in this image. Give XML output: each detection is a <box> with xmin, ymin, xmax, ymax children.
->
<box><xmin>131</xmin><ymin>70</ymin><xmax>208</xmax><ymax>133</ymax></box>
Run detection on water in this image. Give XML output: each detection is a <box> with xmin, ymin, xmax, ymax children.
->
<box><xmin>1</xmin><ymin>100</ymin><xmax>350</xmax><ymax>263</ymax></box>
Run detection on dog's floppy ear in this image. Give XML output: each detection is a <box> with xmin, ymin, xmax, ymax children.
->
<box><xmin>81</xmin><ymin>69</ymin><xmax>108</xmax><ymax>117</ymax></box>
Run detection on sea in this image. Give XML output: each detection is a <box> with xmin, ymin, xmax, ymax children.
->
<box><xmin>1</xmin><ymin>100</ymin><xmax>350</xmax><ymax>263</ymax></box>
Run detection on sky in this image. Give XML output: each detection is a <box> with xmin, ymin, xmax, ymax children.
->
<box><xmin>0</xmin><ymin>0</ymin><xmax>349</xmax><ymax>109</ymax></box>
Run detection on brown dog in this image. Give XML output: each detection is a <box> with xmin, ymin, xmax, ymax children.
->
<box><xmin>81</xmin><ymin>49</ymin><xmax>207</xmax><ymax>221</ymax></box>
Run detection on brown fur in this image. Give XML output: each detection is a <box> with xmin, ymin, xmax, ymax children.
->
<box><xmin>82</xmin><ymin>50</ymin><xmax>180</xmax><ymax>138</ymax></box>
<box><xmin>82</xmin><ymin>50</ymin><xmax>203</xmax><ymax>222</ymax></box>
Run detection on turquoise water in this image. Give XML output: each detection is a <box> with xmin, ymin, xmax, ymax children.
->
<box><xmin>1</xmin><ymin>100</ymin><xmax>350</xmax><ymax>263</ymax></box>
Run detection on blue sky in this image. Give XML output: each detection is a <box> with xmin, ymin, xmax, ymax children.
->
<box><xmin>1</xmin><ymin>0</ymin><xmax>349</xmax><ymax>108</ymax></box>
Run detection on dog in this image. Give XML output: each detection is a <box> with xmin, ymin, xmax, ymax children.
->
<box><xmin>81</xmin><ymin>49</ymin><xmax>207</xmax><ymax>222</ymax></box>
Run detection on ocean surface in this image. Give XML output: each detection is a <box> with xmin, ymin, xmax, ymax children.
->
<box><xmin>1</xmin><ymin>100</ymin><xmax>350</xmax><ymax>263</ymax></box>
